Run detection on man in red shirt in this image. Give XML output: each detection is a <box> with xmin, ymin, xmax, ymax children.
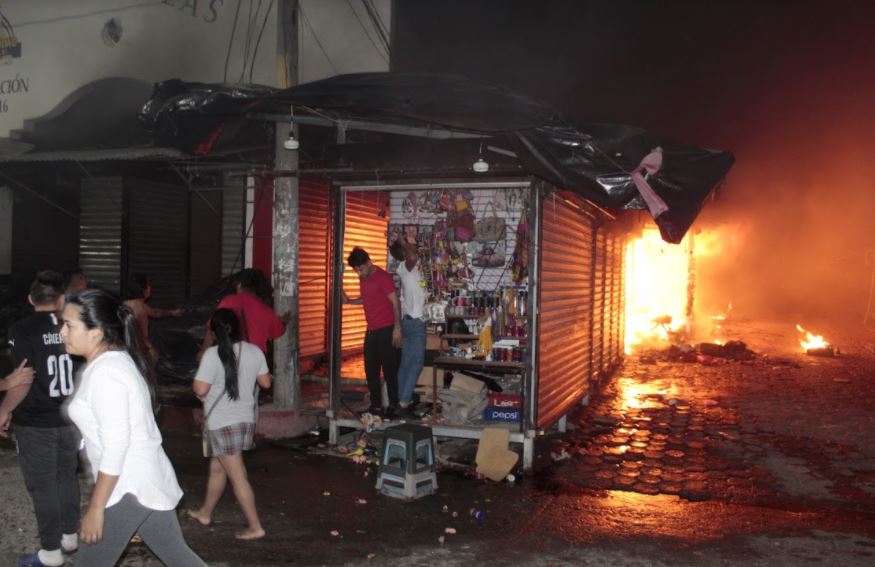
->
<box><xmin>342</xmin><ymin>247</ymin><xmax>401</xmax><ymax>418</ymax></box>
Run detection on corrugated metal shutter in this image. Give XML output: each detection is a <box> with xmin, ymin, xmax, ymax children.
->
<box><xmin>536</xmin><ymin>194</ymin><xmax>593</xmax><ymax>429</ymax></box>
<box><xmin>126</xmin><ymin>180</ymin><xmax>188</xmax><ymax>306</ymax></box>
<box><xmin>592</xmin><ymin>230</ymin><xmax>606</xmax><ymax>380</ymax></box>
<box><xmin>299</xmin><ymin>179</ymin><xmax>331</xmax><ymax>358</ymax></box>
<box><xmin>188</xmin><ymin>191</ymin><xmax>222</xmax><ymax>299</ymax></box>
<box><xmin>79</xmin><ymin>177</ymin><xmax>123</xmax><ymax>294</ymax></box>
<box><xmin>221</xmin><ymin>182</ymin><xmax>246</xmax><ymax>277</ymax></box>
<box><xmin>341</xmin><ymin>190</ymin><xmax>389</xmax><ymax>353</ymax></box>
<box><xmin>605</xmin><ymin>233</ymin><xmax>625</xmax><ymax>367</ymax></box>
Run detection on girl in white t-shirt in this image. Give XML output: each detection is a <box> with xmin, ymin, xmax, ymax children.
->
<box><xmin>62</xmin><ymin>289</ymin><xmax>205</xmax><ymax>567</ymax></box>
<box><xmin>187</xmin><ymin>308</ymin><xmax>271</xmax><ymax>540</ymax></box>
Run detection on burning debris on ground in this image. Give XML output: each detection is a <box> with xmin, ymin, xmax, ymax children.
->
<box><xmin>636</xmin><ymin>340</ymin><xmax>758</xmax><ymax>365</ymax></box>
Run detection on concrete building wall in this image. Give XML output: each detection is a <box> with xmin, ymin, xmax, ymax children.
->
<box><xmin>0</xmin><ymin>0</ymin><xmax>390</xmax><ymax>138</ymax></box>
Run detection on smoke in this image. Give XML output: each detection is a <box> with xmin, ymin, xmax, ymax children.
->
<box><xmin>694</xmin><ymin>28</ymin><xmax>875</xmax><ymax>324</ymax></box>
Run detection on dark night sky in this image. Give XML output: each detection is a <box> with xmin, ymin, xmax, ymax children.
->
<box><xmin>394</xmin><ymin>0</ymin><xmax>875</xmax><ymax>322</ymax></box>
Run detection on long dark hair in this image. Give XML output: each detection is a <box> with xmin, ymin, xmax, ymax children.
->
<box><xmin>70</xmin><ymin>289</ymin><xmax>156</xmax><ymax>403</ymax></box>
<box><xmin>210</xmin><ymin>308</ymin><xmax>240</xmax><ymax>401</ymax></box>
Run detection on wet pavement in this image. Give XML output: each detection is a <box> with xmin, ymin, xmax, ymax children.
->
<box><xmin>3</xmin><ymin>318</ymin><xmax>875</xmax><ymax>565</ymax></box>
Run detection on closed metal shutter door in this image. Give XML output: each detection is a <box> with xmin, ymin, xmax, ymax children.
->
<box><xmin>606</xmin><ymin>233</ymin><xmax>625</xmax><ymax>367</ymax></box>
<box><xmin>79</xmin><ymin>177</ymin><xmax>124</xmax><ymax>294</ymax></box>
<box><xmin>536</xmin><ymin>194</ymin><xmax>594</xmax><ymax>430</ymax></box>
<box><xmin>126</xmin><ymin>180</ymin><xmax>188</xmax><ymax>306</ymax></box>
<box><xmin>299</xmin><ymin>179</ymin><xmax>331</xmax><ymax>358</ymax></box>
<box><xmin>341</xmin><ymin>191</ymin><xmax>389</xmax><ymax>353</ymax></box>
<box><xmin>221</xmin><ymin>180</ymin><xmax>246</xmax><ymax>277</ymax></box>
<box><xmin>188</xmin><ymin>191</ymin><xmax>222</xmax><ymax>299</ymax></box>
<box><xmin>592</xmin><ymin>230</ymin><xmax>606</xmax><ymax>380</ymax></box>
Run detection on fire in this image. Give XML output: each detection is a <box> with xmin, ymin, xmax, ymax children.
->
<box><xmin>795</xmin><ymin>324</ymin><xmax>829</xmax><ymax>351</ymax></box>
<box><xmin>624</xmin><ymin>223</ymin><xmax>736</xmax><ymax>353</ymax></box>
<box><xmin>624</xmin><ymin>225</ymin><xmax>693</xmax><ymax>353</ymax></box>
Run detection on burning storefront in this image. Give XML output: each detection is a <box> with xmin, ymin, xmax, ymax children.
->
<box><xmin>137</xmin><ymin>72</ymin><xmax>735</xmax><ymax>468</ymax></box>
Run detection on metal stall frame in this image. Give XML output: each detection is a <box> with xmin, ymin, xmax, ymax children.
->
<box><xmin>327</xmin><ymin>180</ymin><xmax>539</xmax><ymax>470</ymax></box>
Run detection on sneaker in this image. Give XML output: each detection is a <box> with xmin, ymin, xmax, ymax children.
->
<box><xmin>383</xmin><ymin>405</ymin><xmax>397</xmax><ymax>420</ymax></box>
<box><xmin>397</xmin><ymin>406</ymin><xmax>419</xmax><ymax>420</ymax></box>
<box><xmin>16</xmin><ymin>552</ymin><xmax>60</xmax><ymax>567</ymax></box>
<box><xmin>366</xmin><ymin>406</ymin><xmax>383</xmax><ymax>418</ymax></box>
<box><xmin>61</xmin><ymin>547</ymin><xmax>77</xmax><ymax>556</ymax></box>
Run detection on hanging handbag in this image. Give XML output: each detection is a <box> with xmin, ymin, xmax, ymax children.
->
<box><xmin>474</xmin><ymin>202</ymin><xmax>506</xmax><ymax>241</ymax></box>
<box><xmin>448</xmin><ymin>209</ymin><xmax>475</xmax><ymax>242</ymax></box>
<box><xmin>472</xmin><ymin>241</ymin><xmax>507</xmax><ymax>268</ymax></box>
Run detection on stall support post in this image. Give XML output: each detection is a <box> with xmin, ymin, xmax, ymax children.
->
<box><xmin>272</xmin><ymin>0</ymin><xmax>300</xmax><ymax>409</ymax></box>
<box><xmin>327</xmin><ymin>189</ymin><xmax>348</xmax><ymax>442</ymax></box>
<box><xmin>523</xmin><ymin>431</ymin><xmax>536</xmax><ymax>471</ymax></box>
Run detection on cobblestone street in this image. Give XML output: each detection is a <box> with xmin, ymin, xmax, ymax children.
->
<box><xmin>2</xmin><ymin>318</ymin><xmax>875</xmax><ymax>566</ymax></box>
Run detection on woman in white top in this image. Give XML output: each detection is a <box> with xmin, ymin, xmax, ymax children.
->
<box><xmin>62</xmin><ymin>289</ymin><xmax>206</xmax><ymax>567</ymax></box>
<box><xmin>187</xmin><ymin>308</ymin><xmax>271</xmax><ymax>540</ymax></box>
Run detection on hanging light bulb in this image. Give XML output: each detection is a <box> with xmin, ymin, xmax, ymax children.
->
<box><xmin>473</xmin><ymin>142</ymin><xmax>489</xmax><ymax>173</ymax></box>
<box><xmin>283</xmin><ymin>104</ymin><xmax>299</xmax><ymax>150</ymax></box>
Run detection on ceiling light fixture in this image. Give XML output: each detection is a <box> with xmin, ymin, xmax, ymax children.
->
<box><xmin>473</xmin><ymin>142</ymin><xmax>489</xmax><ymax>173</ymax></box>
<box><xmin>283</xmin><ymin>104</ymin><xmax>299</xmax><ymax>150</ymax></box>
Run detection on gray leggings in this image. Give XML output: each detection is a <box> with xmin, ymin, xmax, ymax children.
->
<box><xmin>75</xmin><ymin>494</ymin><xmax>207</xmax><ymax>567</ymax></box>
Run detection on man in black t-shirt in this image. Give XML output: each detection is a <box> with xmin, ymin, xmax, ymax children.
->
<box><xmin>0</xmin><ymin>271</ymin><xmax>81</xmax><ymax>567</ymax></box>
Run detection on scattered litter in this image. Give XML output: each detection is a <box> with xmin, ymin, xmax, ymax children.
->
<box><xmin>550</xmin><ymin>448</ymin><xmax>571</xmax><ymax>462</ymax></box>
<box><xmin>506</xmin><ymin>474</ymin><xmax>516</xmax><ymax>483</ymax></box>
<box><xmin>330</xmin><ymin>530</ymin><xmax>340</xmax><ymax>537</ymax></box>
<box><xmin>438</xmin><ymin>536</ymin><xmax>445</xmax><ymax>544</ymax></box>
<box><xmin>445</xmin><ymin>527</ymin><xmax>457</xmax><ymax>534</ymax></box>
<box><xmin>355</xmin><ymin>498</ymin><xmax>368</xmax><ymax>505</ymax></box>
<box><xmin>442</xmin><ymin>505</ymin><xmax>449</xmax><ymax>513</ymax></box>
<box><xmin>451</xmin><ymin>511</ymin><xmax>458</xmax><ymax>518</ymax></box>
<box><xmin>367</xmin><ymin>553</ymin><xmax>377</xmax><ymax>560</ymax></box>
<box><xmin>322</xmin><ymin>491</ymin><xmax>331</xmax><ymax>496</ymax></box>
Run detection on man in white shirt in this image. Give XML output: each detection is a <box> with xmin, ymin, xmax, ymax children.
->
<box><xmin>389</xmin><ymin>238</ymin><xmax>427</xmax><ymax>419</ymax></box>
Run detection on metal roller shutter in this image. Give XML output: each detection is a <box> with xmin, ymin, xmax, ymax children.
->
<box><xmin>341</xmin><ymin>190</ymin><xmax>389</xmax><ymax>353</ymax></box>
<box><xmin>79</xmin><ymin>177</ymin><xmax>124</xmax><ymax>294</ymax></box>
<box><xmin>536</xmin><ymin>193</ymin><xmax>594</xmax><ymax>430</ymax></box>
<box><xmin>298</xmin><ymin>179</ymin><xmax>331</xmax><ymax>358</ymax></box>
<box><xmin>221</xmin><ymin>179</ymin><xmax>246</xmax><ymax>277</ymax></box>
<box><xmin>606</xmin><ymin>233</ymin><xmax>625</xmax><ymax>367</ymax></box>
<box><xmin>126</xmin><ymin>180</ymin><xmax>188</xmax><ymax>306</ymax></box>
<box><xmin>592</xmin><ymin>230</ymin><xmax>606</xmax><ymax>380</ymax></box>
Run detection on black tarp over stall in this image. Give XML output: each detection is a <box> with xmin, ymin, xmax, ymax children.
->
<box><xmin>139</xmin><ymin>72</ymin><xmax>734</xmax><ymax>243</ymax></box>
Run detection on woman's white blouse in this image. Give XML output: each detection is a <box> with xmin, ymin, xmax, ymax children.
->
<box><xmin>67</xmin><ymin>350</ymin><xmax>182</xmax><ymax>510</ymax></box>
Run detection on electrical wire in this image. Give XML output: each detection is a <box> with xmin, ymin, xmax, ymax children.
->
<box><xmin>344</xmin><ymin>0</ymin><xmax>389</xmax><ymax>63</ymax></box>
<box><xmin>238</xmin><ymin>0</ymin><xmax>260</xmax><ymax>83</ymax></box>
<box><xmin>360</xmin><ymin>0</ymin><xmax>390</xmax><ymax>54</ymax></box>
<box><xmin>224</xmin><ymin>1</ymin><xmax>242</xmax><ymax>83</ymax></box>
<box><xmin>249</xmin><ymin>0</ymin><xmax>275</xmax><ymax>83</ymax></box>
<box><xmin>300</xmin><ymin>3</ymin><xmax>339</xmax><ymax>75</ymax></box>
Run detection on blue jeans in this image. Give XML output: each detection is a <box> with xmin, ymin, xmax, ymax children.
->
<box><xmin>397</xmin><ymin>317</ymin><xmax>427</xmax><ymax>405</ymax></box>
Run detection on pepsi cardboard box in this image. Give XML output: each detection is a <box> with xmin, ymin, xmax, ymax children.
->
<box><xmin>484</xmin><ymin>406</ymin><xmax>522</xmax><ymax>422</ymax></box>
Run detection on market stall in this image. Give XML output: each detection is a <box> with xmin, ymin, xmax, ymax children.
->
<box><xmin>327</xmin><ymin>178</ymin><xmax>624</xmax><ymax>470</ymax></box>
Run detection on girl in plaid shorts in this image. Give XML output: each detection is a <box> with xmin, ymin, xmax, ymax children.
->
<box><xmin>187</xmin><ymin>309</ymin><xmax>272</xmax><ymax>540</ymax></box>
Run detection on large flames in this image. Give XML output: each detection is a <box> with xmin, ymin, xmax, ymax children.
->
<box><xmin>624</xmin><ymin>224</ymin><xmax>728</xmax><ymax>353</ymax></box>
<box><xmin>624</xmin><ymin>226</ymin><xmax>693</xmax><ymax>353</ymax></box>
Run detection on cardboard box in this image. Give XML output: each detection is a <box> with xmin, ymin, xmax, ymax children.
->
<box><xmin>426</xmin><ymin>332</ymin><xmax>441</xmax><ymax>350</ymax></box>
<box><xmin>484</xmin><ymin>406</ymin><xmax>522</xmax><ymax>422</ymax></box>
<box><xmin>488</xmin><ymin>393</ymin><xmax>522</xmax><ymax>408</ymax></box>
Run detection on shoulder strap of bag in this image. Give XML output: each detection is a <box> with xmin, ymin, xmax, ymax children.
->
<box><xmin>483</xmin><ymin>200</ymin><xmax>498</xmax><ymax>218</ymax></box>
